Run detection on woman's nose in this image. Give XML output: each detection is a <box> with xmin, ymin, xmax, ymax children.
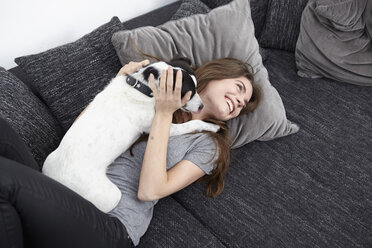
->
<box><xmin>236</xmin><ymin>95</ymin><xmax>244</xmax><ymax>107</ymax></box>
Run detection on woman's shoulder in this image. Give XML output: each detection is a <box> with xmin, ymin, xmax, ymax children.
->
<box><xmin>169</xmin><ymin>132</ymin><xmax>218</xmax><ymax>152</ymax></box>
<box><xmin>170</xmin><ymin>132</ymin><xmax>214</xmax><ymax>142</ymax></box>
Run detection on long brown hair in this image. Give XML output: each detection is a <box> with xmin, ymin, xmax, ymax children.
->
<box><xmin>189</xmin><ymin>58</ymin><xmax>262</xmax><ymax>198</ymax></box>
<box><xmin>130</xmin><ymin>57</ymin><xmax>262</xmax><ymax>198</ymax></box>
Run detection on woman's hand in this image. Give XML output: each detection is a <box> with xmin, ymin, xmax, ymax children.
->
<box><xmin>149</xmin><ymin>66</ymin><xmax>192</xmax><ymax>116</ymax></box>
<box><xmin>116</xmin><ymin>59</ymin><xmax>150</xmax><ymax>76</ymax></box>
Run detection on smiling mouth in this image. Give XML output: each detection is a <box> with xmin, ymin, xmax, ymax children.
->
<box><xmin>225</xmin><ymin>96</ymin><xmax>235</xmax><ymax>113</ymax></box>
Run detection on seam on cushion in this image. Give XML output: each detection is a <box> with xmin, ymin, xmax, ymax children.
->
<box><xmin>0</xmin><ymin>142</ymin><xmax>30</xmax><ymax>166</ymax></box>
<box><xmin>258</xmin><ymin>0</ymin><xmax>273</xmax><ymax>42</ymax></box>
<box><xmin>170</xmin><ymin>195</ymin><xmax>228</xmax><ymax>247</ymax></box>
<box><xmin>0</xmin><ymin>203</ymin><xmax>14</xmax><ymax>248</ymax></box>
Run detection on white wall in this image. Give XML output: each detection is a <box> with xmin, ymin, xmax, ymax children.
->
<box><xmin>0</xmin><ymin>0</ymin><xmax>177</xmax><ymax>69</ymax></box>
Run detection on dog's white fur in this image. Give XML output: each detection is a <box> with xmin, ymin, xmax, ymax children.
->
<box><xmin>42</xmin><ymin>62</ymin><xmax>219</xmax><ymax>213</ymax></box>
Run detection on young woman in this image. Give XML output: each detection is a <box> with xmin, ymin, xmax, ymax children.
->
<box><xmin>0</xmin><ymin>57</ymin><xmax>262</xmax><ymax>248</ymax></box>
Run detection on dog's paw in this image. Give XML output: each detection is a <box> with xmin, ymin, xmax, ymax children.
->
<box><xmin>199</xmin><ymin>122</ymin><xmax>220</xmax><ymax>133</ymax></box>
<box><xmin>170</xmin><ymin>120</ymin><xmax>220</xmax><ymax>136</ymax></box>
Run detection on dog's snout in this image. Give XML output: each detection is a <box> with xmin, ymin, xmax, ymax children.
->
<box><xmin>198</xmin><ymin>104</ymin><xmax>204</xmax><ymax>111</ymax></box>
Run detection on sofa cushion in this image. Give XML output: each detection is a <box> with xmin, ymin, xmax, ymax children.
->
<box><xmin>259</xmin><ymin>0</ymin><xmax>309</xmax><ymax>52</ymax></box>
<box><xmin>0</xmin><ymin>67</ymin><xmax>63</xmax><ymax>167</ymax></box>
<box><xmin>171</xmin><ymin>0</ymin><xmax>210</xmax><ymax>20</ymax></box>
<box><xmin>8</xmin><ymin>66</ymin><xmax>39</xmax><ymax>98</ymax></box>
<box><xmin>112</xmin><ymin>0</ymin><xmax>299</xmax><ymax>149</ymax></box>
<box><xmin>15</xmin><ymin>17</ymin><xmax>123</xmax><ymax>132</ymax></box>
<box><xmin>172</xmin><ymin>49</ymin><xmax>372</xmax><ymax>247</ymax></box>
<box><xmin>249</xmin><ymin>0</ymin><xmax>270</xmax><ymax>39</ymax></box>
<box><xmin>200</xmin><ymin>0</ymin><xmax>232</xmax><ymax>8</ymax></box>
<box><xmin>139</xmin><ymin>196</ymin><xmax>224</xmax><ymax>247</ymax></box>
<box><xmin>0</xmin><ymin>118</ymin><xmax>39</xmax><ymax>170</ymax></box>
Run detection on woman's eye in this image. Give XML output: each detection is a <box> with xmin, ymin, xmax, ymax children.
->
<box><xmin>237</xmin><ymin>84</ymin><xmax>242</xmax><ymax>91</ymax></box>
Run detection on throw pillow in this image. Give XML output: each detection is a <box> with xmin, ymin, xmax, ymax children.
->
<box><xmin>173</xmin><ymin>1</ymin><xmax>270</xmax><ymax>83</ymax></box>
<box><xmin>171</xmin><ymin>0</ymin><xmax>210</xmax><ymax>20</ymax></box>
<box><xmin>111</xmin><ymin>0</ymin><xmax>299</xmax><ymax>149</ymax></box>
<box><xmin>295</xmin><ymin>0</ymin><xmax>372</xmax><ymax>86</ymax></box>
<box><xmin>15</xmin><ymin>17</ymin><xmax>124</xmax><ymax>131</ymax></box>
<box><xmin>259</xmin><ymin>0</ymin><xmax>309</xmax><ymax>52</ymax></box>
<box><xmin>0</xmin><ymin>67</ymin><xmax>63</xmax><ymax>167</ymax></box>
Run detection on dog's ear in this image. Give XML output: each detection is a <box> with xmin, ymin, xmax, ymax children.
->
<box><xmin>169</xmin><ymin>54</ymin><xmax>192</xmax><ymax>66</ymax></box>
<box><xmin>168</xmin><ymin>54</ymin><xmax>194</xmax><ymax>75</ymax></box>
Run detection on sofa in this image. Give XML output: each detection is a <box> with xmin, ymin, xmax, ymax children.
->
<box><xmin>1</xmin><ymin>0</ymin><xmax>371</xmax><ymax>247</ymax></box>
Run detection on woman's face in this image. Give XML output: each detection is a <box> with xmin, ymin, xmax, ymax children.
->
<box><xmin>192</xmin><ymin>76</ymin><xmax>253</xmax><ymax>121</ymax></box>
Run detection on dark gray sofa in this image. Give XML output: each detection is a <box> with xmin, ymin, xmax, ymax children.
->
<box><xmin>2</xmin><ymin>0</ymin><xmax>371</xmax><ymax>247</ymax></box>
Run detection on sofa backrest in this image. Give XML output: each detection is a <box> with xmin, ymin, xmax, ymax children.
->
<box><xmin>201</xmin><ymin>0</ymin><xmax>309</xmax><ymax>51</ymax></box>
<box><xmin>259</xmin><ymin>0</ymin><xmax>309</xmax><ymax>51</ymax></box>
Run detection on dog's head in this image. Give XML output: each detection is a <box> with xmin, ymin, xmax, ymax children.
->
<box><xmin>130</xmin><ymin>56</ymin><xmax>203</xmax><ymax>113</ymax></box>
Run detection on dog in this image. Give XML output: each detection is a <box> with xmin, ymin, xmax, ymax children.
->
<box><xmin>42</xmin><ymin>57</ymin><xmax>220</xmax><ymax>213</ymax></box>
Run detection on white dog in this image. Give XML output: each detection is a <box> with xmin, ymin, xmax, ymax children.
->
<box><xmin>42</xmin><ymin>57</ymin><xmax>220</xmax><ymax>213</ymax></box>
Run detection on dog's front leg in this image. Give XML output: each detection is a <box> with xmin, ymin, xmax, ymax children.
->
<box><xmin>169</xmin><ymin>120</ymin><xmax>220</xmax><ymax>136</ymax></box>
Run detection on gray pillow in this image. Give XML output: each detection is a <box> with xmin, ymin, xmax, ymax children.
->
<box><xmin>171</xmin><ymin>0</ymin><xmax>210</xmax><ymax>20</ymax></box>
<box><xmin>15</xmin><ymin>17</ymin><xmax>124</xmax><ymax>131</ymax></box>
<box><xmin>259</xmin><ymin>0</ymin><xmax>309</xmax><ymax>52</ymax></box>
<box><xmin>0</xmin><ymin>67</ymin><xmax>63</xmax><ymax>167</ymax></box>
<box><xmin>172</xmin><ymin>1</ymin><xmax>269</xmax><ymax>82</ymax></box>
<box><xmin>295</xmin><ymin>0</ymin><xmax>372</xmax><ymax>86</ymax></box>
<box><xmin>112</xmin><ymin>0</ymin><xmax>299</xmax><ymax>149</ymax></box>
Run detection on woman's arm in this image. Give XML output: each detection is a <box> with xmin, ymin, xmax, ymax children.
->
<box><xmin>138</xmin><ymin>111</ymin><xmax>172</xmax><ymax>200</ymax></box>
<box><xmin>138</xmin><ymin>112</ymin><xmax>206</xmax><ymax>202</ymax></box>
<box><xmin>138</xmin><ymin>67</ymin><xmax>203</xmax><ymax>201</ymax></box>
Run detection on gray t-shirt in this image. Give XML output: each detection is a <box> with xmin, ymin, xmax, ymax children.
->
<box><xmin>106</xmin><ymin>132</ymin><xmax>219</xmax><ymax>246</ymax></box>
